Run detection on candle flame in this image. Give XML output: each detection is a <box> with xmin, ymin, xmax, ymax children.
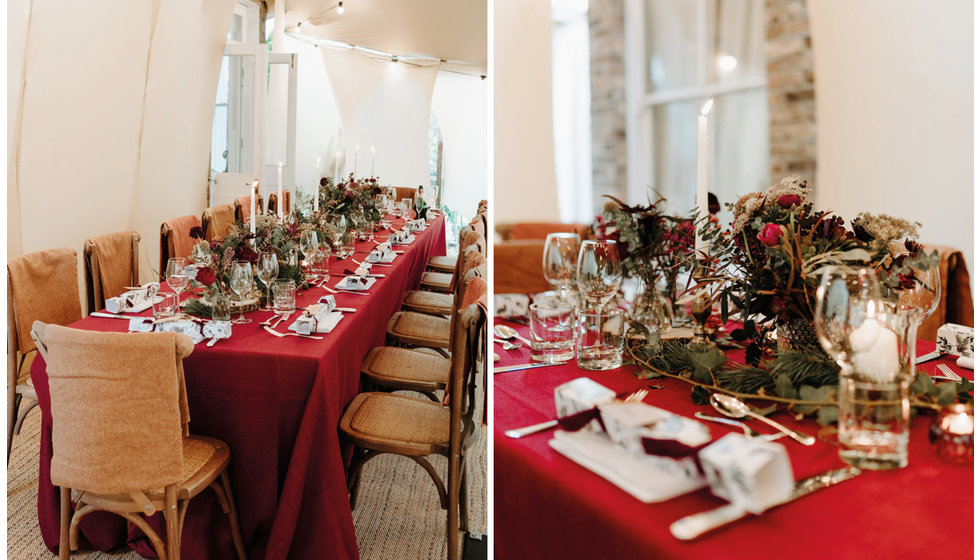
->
<box><xmin>700</xmin><ymin>99</ymin><xmax>714</xmax><ymax>116</ymax></box>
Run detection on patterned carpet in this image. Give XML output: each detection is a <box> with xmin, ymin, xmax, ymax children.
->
<box><xmin>7</xmin><ymin>405</ymin><xmax>487</xmax><ymax>559</ymax></box>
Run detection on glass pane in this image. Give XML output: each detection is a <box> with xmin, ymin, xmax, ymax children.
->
<box><xmin>651</xmin><ymin>99</ymin><xmax>698</xmax><ymax>216</ymax></box>
<box><xmin>229</xmin><ymin>13</ymin><xmax>243</xmax><ymax>42</ymax></box>
<box><xmin>710</xmin><ymin>0</ymin><xmax>766</xmax><ymax>84</ymax></box>
<box><xmin>650</xmin><ymin>89</ymin><xmax>769</xmax><ymax>223</ymax></box>
<box><xmin>711</xmin><ymin>88</ymin><xmax>769</xmax><ymax>227</ymax></box>
<box><xmin>645</xmin><ymin>0</ymin><xmax>699</xmax><ymax>93</ymax></box>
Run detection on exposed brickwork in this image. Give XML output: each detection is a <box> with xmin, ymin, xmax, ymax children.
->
<box><xmin>588</xmin><ymin>0</ymin><xmax>627</xmax><ymax>211</ymax></box>
<box><xmin>766</xmin><ymin>0</ymin><xmax>816</xmax><ymax>183</ymax></box>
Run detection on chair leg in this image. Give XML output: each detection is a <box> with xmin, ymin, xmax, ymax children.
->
<box><xmin>218</xmin><ymin>470</ymin><xmax>249</xmax><ymax>560</ymax></box>
<box><xmin>59</xmin><ymin>487</ymin><xmax>71</xmax><ymax>560</ymax></box>
<box><xmin>347</xmin><ymin>447</ymin><xmax>382</xmax><ymax>509</ymax></box>
<box><xmin>408</xmin><ymin>456</ymin><xmax>449</xmax><ymax>510</ymax></box>
<box><xmin>165</xmin><ymin>486</ymin><xmax>180</xmax><ymax>560</ymax></box>
<box><xmin>14</xmin><ymin>397</ymin><xmax>37</xmax><ymax>435</ymax></box>
<box><xmin>447</xmin><ymin>467</ymin><xmax>461</xmax><ymax>560</ymax></box>
<box><xmin>458</xmin><ymin>459</ymin><xmax>469</xmax><ymax>532</ymax></box>
<box><xmin>7</xmin><ymin>394</ymin><xmax>21</xmax><ymax>463</ymax></box>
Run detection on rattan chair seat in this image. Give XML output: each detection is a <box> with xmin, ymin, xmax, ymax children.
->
<box><xmin>402</xmin><ymin>290</ymin><xmax>453</xmax><ymax>315</ymax></box>
<box><xmin>420</xmin><ymin>271</ymin><xmax>453</xmax><ymax>293</ymax></box>
<box><xmin>387</xmin><ymin>311</ymin><xmax>451</xmax><ymax>349</ymax></box>
<box><xmin>362</xmin><ymin>347</ymin><xmax>450</xmax><ymax>391</ymax></box>
<box><xmin>427</xmin><ymin>255</ymin><xmax>457</xmax><ymax>273</ymax></box>
<box><xmin>346</xmin><ymin>393</ymin><xmax>450</xmax><ymax>450</ymax></box>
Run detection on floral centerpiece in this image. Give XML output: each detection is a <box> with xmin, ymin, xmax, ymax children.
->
<box><xmin>314</xmin><ymin>173</ymin><xmax>385</xmax><ymax>223</ymax></box>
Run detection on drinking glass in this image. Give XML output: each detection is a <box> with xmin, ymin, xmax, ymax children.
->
<box><xmin>543</xmin><ymin>233</ymin><xmax>581</xmax><ymax>304</ymax></box>
<box><xmin>576</xmin><ymin>240</ymin><xmax>622</xmax><ymax>309</ymax></box>
<box><xmin>300</xmin><ymin>231</ymin><xmax>320</xmax><ymax>279</ymax></box>
<box><xmin>152</xmin><ymin>292</ymin><xmax>178</xmax><ymax>319</ymax></box>
<box><xmin>229</xmin><ymin>261</ymin><xmax>253</xmax><ymax>324</ymax></box>
<box><xmin>401</xmin><ymin>199</ymin><xmax>413</xmax><ymax>219</ymax></box>
<box><xmin>882</xmin><ymin>256</ymin><xmax>941</xmax><ymax>365</ymax></box>
<box><xmin>814</xmin><ymin>266</ymin><xmax>909</xmax><ymax>470</ymax></box>
<box><xmin>166</xmin><ymin>258</ymin><xmax>189</xmax><ymax>312</ymax></box>
<box><xmin>392</xmin><ymin>203</ymin><xmax>403</xmax><ymax>219</ymax></box>
<box><xmin>257</xmin><ymin>252</ymin><xmax>279</xmax><ymax>311</ymax></box>
<box><xmin>529</xmin><ymin>302</ymin><xmax>575</xmax><ymax>363</ymax></box>
<box><xmin>343</xmin><ymin>228</ymin><xmax>357</xmax><ymax>258</ymax></box>
<box><xmin>576</xmin><ymin>307</ymin><xmax>625</xmax><ymax>370</ymax></box>
<box><xmin>272</xmin><ymin>279</ymin><xmax>297</xmax><ymax>315</ymax></box>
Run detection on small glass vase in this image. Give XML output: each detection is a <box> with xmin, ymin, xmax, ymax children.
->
<box><xmin>211</xmin><ymin>290</ymin><xmax>232</xmax><ymax>323</ymax></box>
<box><xmin>627</xmin><ymin>280</ymin><xmax>674</xmax><ymax>340</ymax></box>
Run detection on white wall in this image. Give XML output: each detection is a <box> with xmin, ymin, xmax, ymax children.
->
<box><xmin>494</xmin><ymin>0</ymin><xmax>560</xmax><ymax>224</ymax></box>
<box><xmin>9</xmin><ymin>0</ymin><xmax>235</xmax><ymax>302</ymax></box>
<box><xmin>431</xmin><ymin>71</ymin><xmax>488</xmax><ymax>218</ymax></box>
<box><xmin>809</xmin><ymin>0</ymin><xmax>973</xmax><ymax>278</ymax></box>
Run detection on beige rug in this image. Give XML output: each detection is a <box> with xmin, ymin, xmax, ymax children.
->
<box><xmin>7</xmin><ymin>406</ymin><xmax>487</xmax><ymax>559</ymax></box>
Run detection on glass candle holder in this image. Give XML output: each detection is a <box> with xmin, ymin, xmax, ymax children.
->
<box><xmin>930</xmin><ymin>403</ymin><xmax>974</xmax><ymax>463</ymax></box>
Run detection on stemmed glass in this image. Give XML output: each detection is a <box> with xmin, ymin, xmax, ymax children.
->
<box><xmin>166</xmin><ymin>258</ymin><xmax>189</xmax><ymax>314</ymax></box>
<box><xmin>392</xmin><ymin>202</ymin><xmax>403</xmax><ymax>220</ymax></box>
<box><xmin>576</xmin><ymin>240</ymin><xmax>622</xmax><ymax>310</ymax></box>
<box><xmin>257</xmin><ymin>252</ymin><xmax>279</xmax><ymax>311</ymax></box>
<box><xmin>229</xmin><ymin>261</ymin><xmax>254</xmax><ymax>324</ymax></box>
<box><xmin>543</xmin><ymin>233</ymin><xmax>581</xmax><ymax>304</ymax></box>
<box><xmin>300</xmin><ymin>231</ymin><xmax>321</xmax><ymax>280</ymax></box>
<box><xmin>882</xmin><ymin>256</ymin><xmax>941</xmax><ymax>365</ymax></box>
<box><xmin>814</xmin><ymin>266</ymin><xmax>886</xmax><ymax>375</ymax></box>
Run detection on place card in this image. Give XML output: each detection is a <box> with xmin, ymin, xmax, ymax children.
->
<box><xmin>317</xmin><ymin>295</ymin><xmax>337</xmax><ymax>312</ymax></box>
<box><xmin>697</xmin><ymin>433</ymin><xmax>794</xmax><ymax>514</ymax></box>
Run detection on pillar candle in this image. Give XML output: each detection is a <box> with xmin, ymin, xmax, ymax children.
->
<box><xmin>250</xmin><ymin>180</ymin><xmax>258</xmax><ymax>235</ymax></box>
<box><xmin>371</xmin><ymin>146</ymin><xmax>376</xmax><ymax>178</ymax></box>
<box><xmin>277</xmin><ymin>162</ymin><xmax>284</xmax><ymax>219</ymax></box>
<box><xmin>695</xmin><ymin>99</ymin><xmax>713</xmax><ymax>255</ymax></box>
<box><xmin>354</xmin><ymin>145</ymin><xmax>359</xmax><ymax>178</ymax></box>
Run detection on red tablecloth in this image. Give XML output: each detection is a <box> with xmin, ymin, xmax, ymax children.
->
<box><xmin>493</xmin><ymin>320</ymin><xmax>974</xmax><ymax>560</ymax></box>
<box><xmin>31</xmin><ymin>216</ymin><xmax>446</xmax><ymax>560</ymax></box>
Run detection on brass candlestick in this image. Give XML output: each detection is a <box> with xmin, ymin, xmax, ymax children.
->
<box><xmin>687</xmin><ymin>260</ymin><xmax>717</xmax><ymax>351</ymax></box>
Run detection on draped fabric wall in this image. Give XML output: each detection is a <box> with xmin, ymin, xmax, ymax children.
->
<box><xmin>9</xmin><ymin>0</ymin><xmax>234</xmax><ymax>302</ymax></box>
<box><xmin>320</xmin><ymin>48</ymin><xmax>438</xmax><ymax>188</ymax></box>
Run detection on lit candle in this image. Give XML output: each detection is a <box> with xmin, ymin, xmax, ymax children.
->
<box><xmin>848</xmin><ymin>318</ymin><xmax>900</xmax><ymax>382</ymax></box>
<box><xmin>695</xmin><ymin>99</ymin><xmax>713</xmax><ymax>256</ymax></box>
<box><xmin>334</xmin><ymin>152</ymin><xmax>340</xmax><ymax>185</ymax></box>
<box><xmin>947</xmin><ymin>412</ymin><xmax>974</xmax><ymax>435</ymax></box>
<box><xmin>250</xmin><ymin>179</ymin><xmax>258</xmax><ymax>235</ymax></box>
<box><xmin>371</xmin><ymin>146</ymin><xmax>376</xmax><ymax>178</ymax></box>
<box><xmin>277</xmin><ymin>162</ymin><xmax>284</xmax><ymax>219</ymax></box>
<box><xmin>354</xmin><ymin>145</ymin><xmax>359</xmax><ymax>178</ymax></box>
<box><xmin>314</xmin><ymin>157</ymin><xmax>322</xmax><ymax>213</ymax></box>
<box><xmin>934</xmin><ymin>403</ymin><xmax>974</xmax><ymax>462</ymax></box>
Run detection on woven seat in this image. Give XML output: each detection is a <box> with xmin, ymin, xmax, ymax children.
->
<box><xmin>401</xmin><ymin>290</ymin><xmax>454</xmax><ymax>316</ymax></box>
<box><xmin>420</xmin><ymin>271</ymin><xmax>453</xmax><ymax>293</ymax></box>
<box><xmin>341</xmin><ymin>279</ymin><xmax>487</xmax><ymax>560</ymax></box>
<box><xmin>361</xmin><ymin>346</ymin><xmax>450</xmax><ymax>395</ymax></box>
<box><xmin>31</xmin><ymin>323</ymin><xmax>247</xmax><ymax>560</ymax></box>
<box><xmin>427</xmin><ymin>255</ymin><xmax>457</xmax><ymax>273</ymax></box>
<box><xmin>387</xmin><ymin>311</ymin><xmax>451</xmax><ymax>351</ymax></box>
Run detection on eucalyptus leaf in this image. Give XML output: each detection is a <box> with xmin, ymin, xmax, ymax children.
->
<box><xmin>910</xmin><ymin>373</ymin><xmax>939</xmax><ymax>397</ymax></box>
<box><xmin>797</xmin><ymin>384</ymin><xmax>835</xmax><ymax>414</ymax></box>
<box><xmin>774</xmin><ymin>373</ymin><xmax>799</xmax><ymax>399</ymax></box>
<box><xmin>937</xmin><ymin>382</ymin><xmax>959</xmax><ymax>406</ymax></box>
<box><xmin>816</xmin><ymin>405</ymin><xmax>839</xmax><ymax>426</ymax></box>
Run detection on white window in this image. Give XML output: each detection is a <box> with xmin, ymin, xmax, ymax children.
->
<box><xmin>626</xmin><ymin>0</ymin><xmax>768</xmax><ymax>224</ymax></box>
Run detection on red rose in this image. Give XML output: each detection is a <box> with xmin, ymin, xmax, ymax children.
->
<box><xmin>777</xmin><ymin>194</ymin><xmax>800</xmax><ymax>208</ymax></box>
<box><xmin>196</xmin><ymin>267</ymin><xmax>217</xmax><ymax>286</ymax></box>
<box><xmin>756</xmin><ymin>223</ymin><xmax>785</xmax><ymax>247</ymax></box>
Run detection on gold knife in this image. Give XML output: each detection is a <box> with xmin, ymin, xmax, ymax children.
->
<box><xmin>669</xmin><ymin>466</ymin><xmax>861</xmax><ymax>540</ymax></box>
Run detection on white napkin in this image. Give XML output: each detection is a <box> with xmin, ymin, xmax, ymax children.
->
<box><xmin>106</xmin><ymin>291</ymin><xmax>163</xmax><ymax>314</ymax></box>
<box><xmin>289</xmin><ymin>306</ymin><xmax>343</xmax><ymax>334</ymax></box>
<box><xmin>549</xmin><ymin>430</ymin><xmax>706</xmax><ymax>503</ymax></box>
<box><xmin>335</xmin><ymin>276</ymin><xmax>377</xmax><ymax>291</ymax></box>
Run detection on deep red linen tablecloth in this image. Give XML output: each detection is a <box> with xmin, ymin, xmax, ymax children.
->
<box><xmin>31</xmin><ymin>216</ymin><xmax>446</xmax><ymax>560</ymax></box>
<box><xmin>493</xmin><ymin>320</ymin><xmax>974</xmax><ymax>560</ymax></box>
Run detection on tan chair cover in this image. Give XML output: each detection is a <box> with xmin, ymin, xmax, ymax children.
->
<box><xmin>8</xmin><ymin>248</ymin><xmax>82</xmax><ymax>355</ymax></box>
<box><xmin>234</xmin><ymin>195</ymin><xmax>264</xmax><ymax>223</ymax></box>
<box><xmin>85</xmin><ymin>231</ymin><xmax>139</xmax><ymax>313</ymax></box>
<box><xmin>508</xmin><ymin>222</ymin><xmax>591</xmax><ymax>241</ymax></box>
<box><xmin>393</xmin><ymin>187</ymin><xmax>418</xmax><ymax>207</ymax></box>
<box><xmin>161</xmin><ymin>214</ymin><xmax>202</xmax><ymax>270</ymax></box>
<box><xmin>461</xmin><ymin>276</ymin><xmax>488</xmax><ymax>311</ymax></box>
<box><xmin>451</xmin><ymin>252</ymin><xmax>487</xmax><ymax>293</ymax></box>
<box><xmin>918</xmin><ymin>245</ymin><xmax>974</xmax><ymax>341</ymax></box>
<box><xmin>494</xmin><ymin>240</ymin><xmax>550</xmax><ymax>294</ymax></box>
<box><xmin>267</xmin><ymin>191</ymin><xmax>291</xmax><ymax>215</ymax></box>
<box><xmin>460</xmin><ymin>230</ymin><xmax>485</xmax><ymax>255</ymax></box>
<box><xmin>469</xmin><ymin>216</ymin><xmax>486</xmax><ymax>238</ymax></box>
<box><xmin>42</xmin><ymin>324</ymin><xmax>193</xmax><ymax>494</ymax></box>
<box><xmin>203</xmin><ymin>205</ymin><xmax>236</xmax><ymax>242</ymax></box>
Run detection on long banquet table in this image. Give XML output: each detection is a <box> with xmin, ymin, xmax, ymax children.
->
<box><xmin>30</xmin><ymin>215</ymin><xmax>446</xmax><ymax>560</ymax></box>
<box><xmin>493</xmin><ymin>319</ymin><xmax>974</xmax><ymax>559</ymax></box>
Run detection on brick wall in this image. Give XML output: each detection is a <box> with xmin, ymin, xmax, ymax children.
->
<box><xmin>588</xmin><ymin>0</ymin><xmax>627</xmax><ymax>211</ymax></box>
<box><xmin>766</xmin><ymin>0</ymin><xmax>816</xmax><ymax>184</ymax></box>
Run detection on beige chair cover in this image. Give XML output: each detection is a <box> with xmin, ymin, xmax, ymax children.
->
<box><xmin>41</xmin><ymin>324</ymin><xmax>193</xmax><ymax>494</ymax></box>
<box><xmin>85</xmin><ymin>231</ymin><xmax>139</xmax><ymax>314</ymax></box>
<box><xmin>919</xmin><ymin>245</ymin><xmax>974</xmax><ymax>341</ymax></box>
<box><xmin>267</xmin><ymin>191</ymin><xmax>291</xmax><ymax>215</ymax></box>
<box><xmin>8</xmin><ymin>248</ymin><xmax>82</xmax><ymax>355</ymax></box>
<box><xmin>160</xmin><ymin>214</ymin><xmax>203</xmax><ymax>275</ymax></box>
<box><xmin>234</xmin><ymin>195</ymin><xmax>264</xmax><ymax>223</ymax></box>
<box><xmin>493</xmin><ymin>240</ymin><xmax>550</xmax><ymax>294</ymax></box>
<box><xmin>203</xmin><ymin>205</ymin><xmax>237</xmax><ymax>242</ymax></box>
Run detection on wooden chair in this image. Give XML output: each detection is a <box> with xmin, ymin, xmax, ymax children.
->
<box><xmin>7</xmin><ymin>248</ymin><xmax>82</xmax><ymax>462</ymax></box>
<box><xmin>266</xmin><ymin>191</ymin><xmax>291</xmax><ymax>216</ymax></box>
<box><xmin>392</xmin><ymin>187</ymin><xmax>418</xmax><ymax>208</ymax></box>
<box><xmin>918</xmin><ymin>244</ymin><xmax>974</xmax><ymax>341</ymax></box>
<box><xmin>83</xmin><ymin>231</ymin><xmax>140</xmax><ymax>315</ymax></box>
<box><xmin>160</xmin><ymin>215</ymin><xmax>203</xmax><ymax>280</ymax></box>
<box><xmin>493</xmin><ymin>240</ymin><xmax>550</xmax><ymax>294</ymax></box>
<box><xmin>428</xmin><ymin>225</ymin><xmax>474</xmax><ymax>274</ymax></box>
<box><xmin>407</xmin><ymin>236</ymin><xmax>485</xmax><ymax>316</ymax></box>
<box><xmin>419</xmin><ymin>230</ymin><xmax>485</xmax><ymax>294</ymax></box>
<box><xmin>341</xmin><ymin>278</ymin><xmax>486</xmax><ymax>560</ymax></box>
<box><xmin>31</xmin><ymin>323</ymin><xmax>247</xmax><ymax>560</ymax></box>
<box><xmin>387</xmin><ymin>259</ymin><xmax>487</xmax><ymax>357</ymax></box>
<box><xmin>202</xmin><ymin>205</ymin><xmax>237</xmax><ymax>243</ymax></box>
<box><xmin>233</xmin><ymin>194</ymin><xmax>264</xmax><ymax>224</ymax></box>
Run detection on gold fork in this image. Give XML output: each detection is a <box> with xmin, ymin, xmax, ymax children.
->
<box><xmin>936</xmin><ymin>363</ymin><xmax>963</xmax><ymax>382</ymax></box>
<box><xmin>505</xmin><ymin>388</ymin><xmax>650</xmax><ymax>439</ymax></box>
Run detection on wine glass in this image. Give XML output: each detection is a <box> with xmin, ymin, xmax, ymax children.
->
<box><xmin>576</xmin><ymin>240</ymin><xmax>622</xmax><ymax>309</ymax></box>
<box><xmin>229</xmin><ymin>261</ymin><xmax>253</xmax><ymax>324</ymax></box>
<box><xmin>543</xmin><ymin>233</ymin><xmax>581</xmax><ymax>304</ymax></box>
<box><xmin>882</xmin><ymin>256</ymin><xmax>941</xmax><ymax>365</ymax></box>
<box><xmin>813</xmin><ymin>266</ymin><xmax>885</xmax><ymax>375</ymax></box>
<box><xmin>257</xmin><ymin>252</ymin><xmax>279</xmax><ymax>311</ymax></box>
<box><xmin>392</xmin><ymin>202</ymin><xmax>403</xmax><ymax>219</ymax></box>
<box><xmin>166</xmin><ymin>258</ymin><xmax>189</xmax><ymax>313</ymax></box>
<box><xmin>300</xmin><ymin>231</ymin><xmax>320</xmax><ymax>279</ymax></box>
